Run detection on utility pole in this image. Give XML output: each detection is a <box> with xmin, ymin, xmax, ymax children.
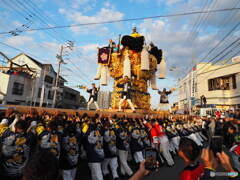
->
<box><xmin>52</xmin><ymin>45</ymin><xmax>64</xmax><ymax>108</ymax></box>
<box><xmin>52</xmin><ymin>41</ymin><xmax>74</xmax><ymax>108</ymax></box>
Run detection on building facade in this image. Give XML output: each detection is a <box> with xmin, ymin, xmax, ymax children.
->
<box><xmin>98</xmin><ymin>91</ymin><xmax>112</xmax><ymax>109</ymax></box>
<box><xmin>61</xmin><ymin>86</ymin><xmax>80</xmax><ymax>109</ymax></box>
<box><xmin>178</xmin><ymin>61</ymin><xmax>240</xmax><ymax>113</ymax></box>
<box><xmin>88</xmin><ymin>91</ymin><xmax>112</xmax><ymax>110</ymax></box>
<box><xmin>0</xmin><ymin>53</ymin><xmax>80</xmax><ymax>109</ymax></box>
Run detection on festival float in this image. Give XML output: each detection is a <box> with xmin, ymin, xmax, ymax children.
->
<box><xmin>94</xmin><ymin>27</ymin><xmax>167</xmax><ymax>111</ymax></box>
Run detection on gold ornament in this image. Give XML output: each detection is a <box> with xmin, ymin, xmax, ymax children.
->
<box><xmin>107</xmin><ymin>49</ymin><xmax>157</xmax><ymax>110</ymax></box>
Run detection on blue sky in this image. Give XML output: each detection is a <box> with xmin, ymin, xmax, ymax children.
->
<box><xmin>0</xmin><ymin>0</ymin><xmax>240</xmax><ymax>108</ymax></box>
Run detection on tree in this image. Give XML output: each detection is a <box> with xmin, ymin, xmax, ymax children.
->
<box><xmin>79</xmin><ymin>95</ymin><xmax>87</xmax><ymax>108</ymax></box>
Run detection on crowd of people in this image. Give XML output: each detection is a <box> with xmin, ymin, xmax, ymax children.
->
<box><xmin>0</xmin><ymin>109</ymin><xmax>239</xmax><ymax>180</ymax></box>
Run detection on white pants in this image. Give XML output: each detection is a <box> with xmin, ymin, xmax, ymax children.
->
<box><xmin>119</xmin><ymin>96</ymin><xmax>135</xmax><ymax>111</ymax></box>
<box><xmin>159</xmin><ymin>135</ymin><xmax>174</xmax><ymax>166</ymax></box>
<box><xmin>133</xmin><ymin>151</ymin><xmax>144</xmax><ymax>163</ymax></box>
<box><xmin>87</xmin><ymin>98</ymin><xmax>99</xmax><ymax>110</ymax></box>
<box><xmin>157</xmin><ymin>103</ymin><xmax>170</xmax><ymax>111</ymax></box>
<box><xmin>62</xmin><ymin>168</ymin><xmax>77</xmax><ymax>180</ymax></box>
<box><xmin>118</xmin><ymin>149</ymin><xmax>133</xmax><ymax>176</ymax></box>
<box><xmin>88</xmin><ymin>162</ymin><xmax>103</xmax><ymax>180</ymax></box>
<box><xmin>195</xmin><ymin>132</ymin><xmax>204</xmax><ymax>142</ymax></box>
<box><xmin>171</xmin><ymin>136</ymin><xmax>180</xmax><ymax>152</ymax></box>
<box><xmin>102</xmin><ymin>157</ymin><xmax>119</xmax><ymax>179</ymax></box>
<box><xmin>169</xmin><ymin>139</ymin><xmax>176</xmax><ymax>154</ymax></box>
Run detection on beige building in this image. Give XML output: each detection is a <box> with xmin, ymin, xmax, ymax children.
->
<box><xmin>178</xmin><ymin>60</ymin><xmax>240</xmax><ymax>112</ymax></box>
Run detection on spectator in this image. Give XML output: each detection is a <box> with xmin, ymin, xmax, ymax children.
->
<box><xmin>178</xmin><ymin>137</ymin><xmax>204</xmax><ymax>180</ymax></box>
<box><xmin>22</xmin><ymin>149</ymin><xmax>60</xmax><ymax>180</ymax></box>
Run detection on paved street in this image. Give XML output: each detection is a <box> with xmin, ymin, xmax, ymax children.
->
<box><xmin>77</xmin><ymin>155</ymin><xmax>228</xmax><ymax>180</ymax></box>
<box><xmin>77</xmin><ymin>156</ymin><xmax>189</xmax><ymax>180</ymax></box>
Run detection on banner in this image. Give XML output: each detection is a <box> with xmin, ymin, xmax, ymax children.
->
<box><xmin>98</xmin><ymin>47</ymin><xmax>111</xmax><ymax>65</ymax></box>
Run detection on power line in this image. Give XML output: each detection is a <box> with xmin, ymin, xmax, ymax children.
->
<box><xmin>4</xmin><ymin>0</ymin><xmax>92</xmax><ymax>83</ymax></box>
<box><xmin>200</xmin><ymin>5</ymin><xmax>240</xmax><ymax>61</ymax></box>
<box><xmin>0</xmin><ymin>41</ymin><xmax>88</xmax><ymax>87</ymax></box>
<box><xmin>200</xmin><ymin>48</ymin><xmax>240</xmax><ymax>81</ymax></box>
<box><xmin>185</xmin><ymin>14</ymin><xmax>240</xmax><ymax>76</ymax></box>
<box><xmin>195</xmin><ymin>42</ymin><xmax>240</xmax><ymax>83</ymax></box>
<box><xmin>0</xmin><ymin>7</ymin><xmax>240</xmax><ymax>34</ymax></box>
<box><xmin>0</xmin><ymin>41</ymin><xmax>39</xmax><ymax>58</ymax></box>
<box><xmin>187</xmin><ymin>0</ymin><xmax>211</xmax><ymax>44</ymax></box>
<box><xmin>16</xmin><ymin>0</ymin><xmax>94</xmax><ymax>81</ymax></box>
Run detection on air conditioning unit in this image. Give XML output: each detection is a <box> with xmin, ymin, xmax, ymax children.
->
<box><xmin>232</xmin><ymin>56</ymin><xmax>240</xmax><ymax>63</ymax></box>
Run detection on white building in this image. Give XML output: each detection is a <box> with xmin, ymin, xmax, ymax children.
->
<box><xmin>88</xmin><ymin>91</ymin><xmax>112</xmax><ymax>110</ymax></box>
<box><xmin>0</xmin><ymin>53</ymin><xmax>80</xmax><ymax>108</ymax></box>
<box><xmin>178</xmin><ymin>60</ymin><xmax>240</xmax><ymax>113</ymax></box>
<box><xmin>98</xmin><ymin>91</ymin><xmax>112</xmax><ymax>109</ymax></box>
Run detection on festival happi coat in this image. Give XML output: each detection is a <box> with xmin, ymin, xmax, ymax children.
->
<box><xmin>94</xmin><ymin>28</ymin><xmax>166</xmax><ymax>110</ymax></box>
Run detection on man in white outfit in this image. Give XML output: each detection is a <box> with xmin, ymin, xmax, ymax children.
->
<box><xmin>85</xmin><ymin>126</ymin><xmax>104</xmax><ymax>180</ymax></box>
<box><xmin>154</xmin><ymin>122</ymin><xmax>174</xmax><ymax>166</ymax></box>
<box><xmin>116</xmin><ymin>125</ymin><xmax>133</xmax><ymax>177</ymax></box>
<box><xmin>102</xmin><ymin>122</ymin><xmax>119</xmax><ymax>180</ymax></box>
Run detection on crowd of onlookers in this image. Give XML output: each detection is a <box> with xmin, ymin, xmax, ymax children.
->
<box><xmin>0</xmin><ymin>109</ymin><xmax>239</xmax><ymax>180</ymax></box>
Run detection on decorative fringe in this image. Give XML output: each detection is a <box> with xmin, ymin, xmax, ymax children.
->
<box><xmin>100</xmin><ymin>65</ymin><xmax>108</xmax><ymax>86</ymax></box>
<box><xmin>123</xmin><ymin>51</ymin><xmax>131</xmax><ymax>78</ymax></box>
<box><xmin>159</xmin><ymin>55</ymin><xmax>166</xmax><ymax>79</ymax></box>
<box><xmin>141</xmin><ymin>45</ymin><xmax>150</xmax><ymax>71</ymax></box>
<box><xmin>94</xmin><ymin>64</ymin><xmax>102</xmax><ymax>80</ymax></box>
<box><xmin>137</xmin><ymin>65</ymin><xmax>141</xmax><ymax>80</ymax></box>
<box><xmin>150</xmin><ymin>72</ymin><xmax>158</xmax><ymax>90</ymax></box>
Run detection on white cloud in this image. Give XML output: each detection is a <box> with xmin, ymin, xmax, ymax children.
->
<box><xmin>59</xmin><ymin>5</ymin><xmax>124</xmax><ymax>35</ymax></box>
<box><xmin>41</xmin><ymin>42</ymin><xmax>61</xmax><ymax>54</ymax></box>
<box><xmin>78</xmin><ymin>44</ymin><xmax>99</xmax><ymax>54</ymax></box>
<box><xmin>166</xmin><ymin>0</ymin><xmax>181</xmax><ymax>5</ymax></box>
<box><xmin>5</xmin><ymin>36</ymin><xmax>34</xmax><ymax>46</ymax></box>
<box><xmin>130</xmin><ymin>0</ymin><xmax>182</xmax><ymax>6</ymax></box>
<box><xmin>138</xmin><ymin>18</ymin><xmax>223</xmax><ymax>79</ymax></box>
<box><xmin>12</xmin><ymin>21</ymin><xmax>22</xmax><ymax>27</ymax></box>
<box><xmin>71</xmin><ymin>0</ymin><xmax>96</xmax><ymax>11</ymax></box>
<box><xmin>129</xmin><ymin>0</ymin><xmax>148</xmax><ymax>2</ymax></box>
<box><xmin>60</xmin><ymin>7</ymin><xmax>124</xmax><ymax>24</ymax></box>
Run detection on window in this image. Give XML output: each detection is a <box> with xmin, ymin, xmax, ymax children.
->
<box><xmin>64</xmin><ymin>92</ymin><xmax>76</xmax><ymax>100</ymax></box>
<box><xmin>38</xmin><ymin>88</ymin><xmax>46</xmax><ymax>98</ymax></box>
<box><xmin>38</xmin><ymin>88</ymin><xmax>42</xmax><ymax>98</ymax></box>
<box><xmin>194</xmin><ymin>83</ymin><xmax>197</xmax><ymax>92</ymax></box>
<box><xmin>48</xmin><ymin>90</ymin><xmax>53</xmax><ymax>100</ymax></box>
<box><xmin>208</xmin><ymin>74</ymin><xmax>236</xmax><ymax>91</ymax></box>
<box><xmin>59</xmin><ymin>81</ymin><xmax>64</xmax><ymax>87</ymax></box>
<box><xmin>44</xmin><ymin>75</ymin><xmax>53</xmax><ymax>84</ymax></box>
<box><xmin>12</xmin><ymin>82</ymin><xmax>24</xmax><ymax>95</ymax></box>
<box><xmin>232</xmin><ymin>75</ymin><xmax>237</xmax><ymax>89</ymax></box>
